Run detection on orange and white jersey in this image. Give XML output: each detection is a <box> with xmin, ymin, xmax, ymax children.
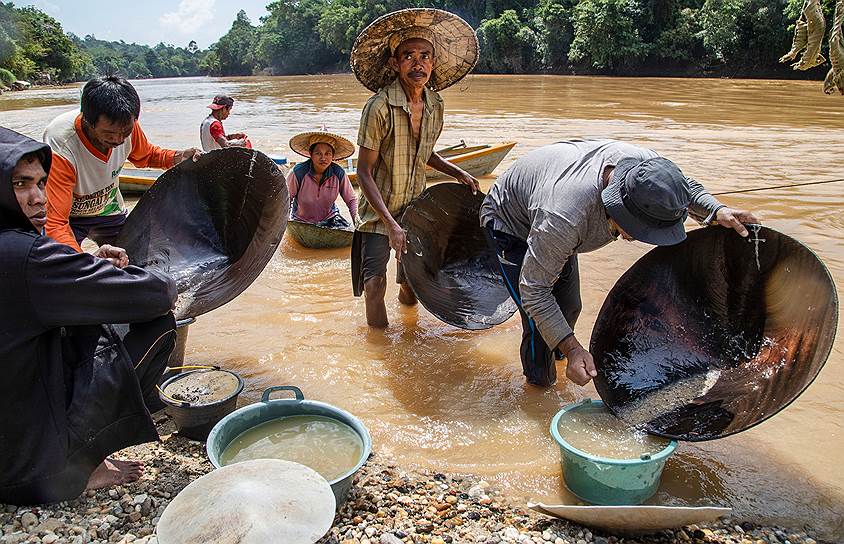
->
<box><xmin>43</xmin><ymin>110</ymin><xmax>176</xmax><ymax>251</ymax></box>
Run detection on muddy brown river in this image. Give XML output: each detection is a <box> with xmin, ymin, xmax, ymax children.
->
<box><xmin>2</xmin><ymin>75</ymin><xmax>842</xmax><ymax>539</ymax></box>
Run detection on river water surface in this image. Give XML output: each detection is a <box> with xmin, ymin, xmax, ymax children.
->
<box><xmin>2</xmin><ymin>75</ymin><xmax>843</xmax><ymax>539</ymax></box>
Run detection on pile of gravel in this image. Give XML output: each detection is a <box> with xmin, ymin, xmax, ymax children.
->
<box><xmin>0</xmin><ymin>415</ymin><xmax>822</xmax><ymax>544</ymax></box>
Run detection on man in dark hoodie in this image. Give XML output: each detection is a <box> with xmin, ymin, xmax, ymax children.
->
<box><xmin>0</xmin><ymin>126</ymin><xmax>178</xmax><ymax>504</ymax></box>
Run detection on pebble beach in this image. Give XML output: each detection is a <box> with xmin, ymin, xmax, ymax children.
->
<box><xmin>0</xmin><ymin>413</ymin><xmax>825</xmax><ymax>544</ymax></box>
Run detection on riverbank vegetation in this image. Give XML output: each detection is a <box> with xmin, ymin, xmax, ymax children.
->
<box><xmin>0</xmin><ymin>0</ymin><xmax>836</xmax><ymax>85</ymax></box>
<box><xmin>0</xmin><ymin>2</ymin><xmax>203</xmax><ymax>85</ymax></box>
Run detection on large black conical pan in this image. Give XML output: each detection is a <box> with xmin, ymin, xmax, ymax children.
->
<box><xmin>591</xmin><ymin>225</ymin><xmax>837</xmax><ymax>441</ymax></box>
<box><xmin>400</xmin><ymin>183</ymin><xmax>517</xmax><ymax>330</ymax></box>
<box><xmin>117</xmin><ymin>148</ymin><xmax>289</xmax><ymax>319</ymax></box>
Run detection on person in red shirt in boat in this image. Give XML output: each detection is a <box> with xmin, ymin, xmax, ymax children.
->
<box><xmin>200</xmin><ymin>95</ymin><xmax>252</xmax><ymax>152</ymax></box>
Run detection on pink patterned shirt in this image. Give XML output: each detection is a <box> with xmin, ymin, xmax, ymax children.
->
<box><xmin>286</xmin><ymin>167</ymin><xmax>358</xmax><ymax>223</ymax></box>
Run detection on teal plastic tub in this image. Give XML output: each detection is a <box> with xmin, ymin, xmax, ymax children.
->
<box><xmin>206</xmin><ymin>386</ymin><xmax>371</xmax><ymax>507</ymax></box>
<box><xmin>550</xmin><ymin>399</ymin><xmax>678</xmax><ymax>505</ymax></box>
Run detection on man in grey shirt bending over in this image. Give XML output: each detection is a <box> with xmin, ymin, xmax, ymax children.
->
<box><xmin>479</xmin><ymin>139</ymin><xmax>758</xmax><ymax>387</ymax></box>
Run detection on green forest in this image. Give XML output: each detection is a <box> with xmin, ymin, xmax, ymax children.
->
<box><xmin>0</xmin><ymin>0</ymin><xmax>836</xmax><ymax>87</ymax></box>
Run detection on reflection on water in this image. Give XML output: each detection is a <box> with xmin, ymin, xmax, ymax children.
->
<box><xmin>2</xmin><ymin>75</ymin><xmax>843</xmax><ymax>539</ymax></box>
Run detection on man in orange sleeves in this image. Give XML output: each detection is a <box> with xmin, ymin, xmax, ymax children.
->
<box><xmin>43</xmin><ymin>76</ymin><xmax>201</xmax><ymax>251</ymax></box>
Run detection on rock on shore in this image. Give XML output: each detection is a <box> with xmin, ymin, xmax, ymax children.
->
<box><xmin>0</xmin><ymin>414</ymin><xmax>823</xmax><ymax>544</ymax></box>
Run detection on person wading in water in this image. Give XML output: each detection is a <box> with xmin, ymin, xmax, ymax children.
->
<box><xmin>349</xmin><ymin>8</ymin><xmax>481</xmax><ymax>328</ymax></box>
<box><xmin>480</xmin><ymin>139</ymin><xmax>759</xmax><ymax>387</ymax></box>
<box><xmin>42</xmin><ymin>76</ymin><xmax>201</xmax><ymax>252</ymax></box>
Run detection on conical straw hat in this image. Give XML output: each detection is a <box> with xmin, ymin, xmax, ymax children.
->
<box><xmin>350</xmin><ymin>8</ymin><xmax>479</xmax><ymax>93</ymax></box>
<box><xmin>289</xmin><ymin>130</ymin><xmax>355</xmax><ymax>160</ymax></box>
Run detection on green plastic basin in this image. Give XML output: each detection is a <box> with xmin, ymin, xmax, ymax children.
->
<box><xmin>550</xmin><ymin>399</ymin><xmax>678</xmax><ymax>505</ymax></box>
<box><xmin>206</xmin><ymin>386</ymin><xmax>372</xmax><ymax>507</ymax></box>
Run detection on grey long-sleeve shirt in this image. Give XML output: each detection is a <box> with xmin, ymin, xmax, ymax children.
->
<box><xmin>479</xmin><ymin>139</ymin><xmax>723</xmax><ymax>350</ymax></box>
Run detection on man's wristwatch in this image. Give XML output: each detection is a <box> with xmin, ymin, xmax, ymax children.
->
<box><xmin>701</xmin><ymin>205</ymin><xmax>726</xmax><ymax>226</ymax></box>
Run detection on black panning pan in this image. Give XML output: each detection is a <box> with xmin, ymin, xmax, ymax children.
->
<box><xmin>400</xmin><ymin>183</ymin><xmax>517</xmax><ymax>329</ymax></box>
<box><xmin>116</xmin><ymin>148</ymin><xmax>289</xmax><ymax>319</ymax></box>
<box><xmin>591</xmin><ymin>225</ymin><xmax>837</xmax><ymax>441</ymax></box>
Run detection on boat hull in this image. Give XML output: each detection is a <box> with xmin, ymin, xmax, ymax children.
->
<box><xmin>120</xmin><ymin>142</ymin><xmax>517</xmax><ymax>194</ymax></box>
<box><xmin>286</xmin><ymin>220</ymin><xmax>354</xmax><ymax>249</ymax></box>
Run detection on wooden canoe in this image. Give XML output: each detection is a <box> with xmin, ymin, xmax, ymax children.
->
<box><xmin>119</xmin><ymin>142</ymin><xmax>516</xmax><ymax>194</ymax></box>
<box><xmin>286</xmin><ymin>220</ymin><xmax>354</xmax><ymax>249</ymax></box>
<box><xmin>346</xmin><ymin>141</ymin><xmax>516</xmax><ymax>185</ymax></box>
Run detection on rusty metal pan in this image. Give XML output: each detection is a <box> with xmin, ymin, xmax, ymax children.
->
<box><xmin>400</xmin><ymin>183</ymin><xmax>517</xmax><ymax>329</ymax></box>
<box><xmin>117</xmin><ymin>148</ymin><xmax>289</xmax><ymax>319</ymax></box>
<box><xmin>591</xmin><ymin>225</ymin><xmax>837</xmax><ymax>441</ymax></box>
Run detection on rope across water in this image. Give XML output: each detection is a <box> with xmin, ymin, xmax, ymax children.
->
<box><xmin>712</xmin><ymin>176</ymin><xmax>844</xmax><ymax>196</ymax></box>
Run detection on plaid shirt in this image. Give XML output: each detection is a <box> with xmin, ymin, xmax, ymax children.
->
<box><xmin>356</xmin><ymin>78</ymin><xmax>444</xmax><ymax>235</ymax></box>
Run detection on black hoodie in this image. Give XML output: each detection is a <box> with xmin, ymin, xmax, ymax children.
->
<box><xmin>0</xmin><ymin>126</ymin><xmax>177</xmax><ymax>504</ymax></box>
<box><xmin>0</xmin><ymin>126</ymin><xmax>51</xmax><ymax>232</ymax></box>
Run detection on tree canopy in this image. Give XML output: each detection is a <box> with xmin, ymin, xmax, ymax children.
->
<box><xmin>202</xmin><ymin>0</ymin><xmax>834</xmax><ymax>78</ymax></box>
<box><xmin>0</xmin><ymin>0</ymin><xmax>833</xmax><ymax>85</ymax></box>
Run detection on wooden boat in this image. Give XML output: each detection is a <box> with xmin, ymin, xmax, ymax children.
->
<box><xmin>286</xmin><ymin>219</ymin><xmax>354</xmax><ymax>249</ymax></box>
<box><xmin>120</xmin><ymin>166</ymin><xmax>161</xmax><ymax>193</ymax></box>
<box><xmin>119</xmin><ymin>141</ymin><xmax>516</xmax><ymax>194</ymax></box>
<box><xmin>118</xmin><ymin>156</ymin><xmax>289</xmax><ymax>194</ymax></box>
<box><xmin>346</xmin><ymin>141</ymin><xmax>516</xmax><ymax>185</ymax></box>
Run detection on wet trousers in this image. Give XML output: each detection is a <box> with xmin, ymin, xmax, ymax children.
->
<box><xmin>69</xmin><ymin>212</ymin><xmax>127</xmax><ymax>247</ymax></box>
<box><xmin>60</xmin><ymin>314</ymin><xmax>175</xmax><ymax>424</ymax></box>
<box><xmin>484</xmin><ymin>224</ymin><xmax>582</xmax><ymax>386</ymax></box>
<box><xmin>2</xmin><ymin>314</ymin><xmax>175</xmax><ymax>505</ymax></box>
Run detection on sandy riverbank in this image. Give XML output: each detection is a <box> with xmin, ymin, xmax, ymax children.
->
<box><xmin>0</xmin><ymin>413</ymin><xmax>824</xmax><ymax>544</ymax></box>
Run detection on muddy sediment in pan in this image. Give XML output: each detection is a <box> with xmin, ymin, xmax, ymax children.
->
<box><xmin>162</xmin><ymin>369</ymin><xmax>242</xmax><ymax>405</ymax></box>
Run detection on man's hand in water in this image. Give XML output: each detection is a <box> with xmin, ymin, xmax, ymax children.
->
<box><xmin>712</xmin><ymin>207</ymin><xmax>760</xmax><ymax>237</ymax></box>
<box><xmin>95</xmin><ymin>245</ymin><xmax>129</xmax><ymax>269</ymax></box>
<box><xmin>558</xmin><ymin>335</ymin><xmax>597</xmax><ymax>386</ymax></box>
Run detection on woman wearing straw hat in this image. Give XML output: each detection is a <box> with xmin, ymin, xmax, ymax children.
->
<box><xmin>287</xmin><ymin>130</ymin><xmax>357</xmax><ymax>229</ymax></box>
<box><xmin>349</xmin><ymin>8</ymin><xmax>481</xmax><ymax>328</ymax></box>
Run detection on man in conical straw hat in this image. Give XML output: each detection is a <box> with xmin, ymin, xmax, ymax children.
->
<box><xmin>349</xmin><ymin>8</ymin><xmax>480</xmax><ymax>328</ymax></box>
<box><xmin>287</xmin><ymin>129</ymin><xmax>357</xmax><ymax>229</ymax></box>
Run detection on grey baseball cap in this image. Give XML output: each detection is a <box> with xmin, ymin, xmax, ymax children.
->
<box><xmin>601</xmin><ymin>157</ymin><xmax>691</xmax><ymax>246</ymax></box>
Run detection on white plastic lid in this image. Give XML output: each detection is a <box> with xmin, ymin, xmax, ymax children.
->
<box><xmin>157</xmin><ymin>459</ymin><xmax>336</xmax><ymax>544</ymax></box>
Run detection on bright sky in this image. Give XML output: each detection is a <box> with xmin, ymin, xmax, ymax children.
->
<box><xmin>18</xmin><ymin>0</ymin><xmax>270</xmax><ymax>49</ymax></box>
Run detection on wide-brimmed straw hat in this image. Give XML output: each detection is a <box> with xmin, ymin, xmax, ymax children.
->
<box><xmin>601</xmin><ymin>157</ymin><xmax>691</xmax><ymax>247</ymax></box>
<box><xmin>350</xmin><ymin>8</ymin><xmax>479</xmax><ymax>93</ymax></box>
<box><xmin>288</xmin><ymin>130</ymin><xmax>355</xmax><ymax>160</ymax></box>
